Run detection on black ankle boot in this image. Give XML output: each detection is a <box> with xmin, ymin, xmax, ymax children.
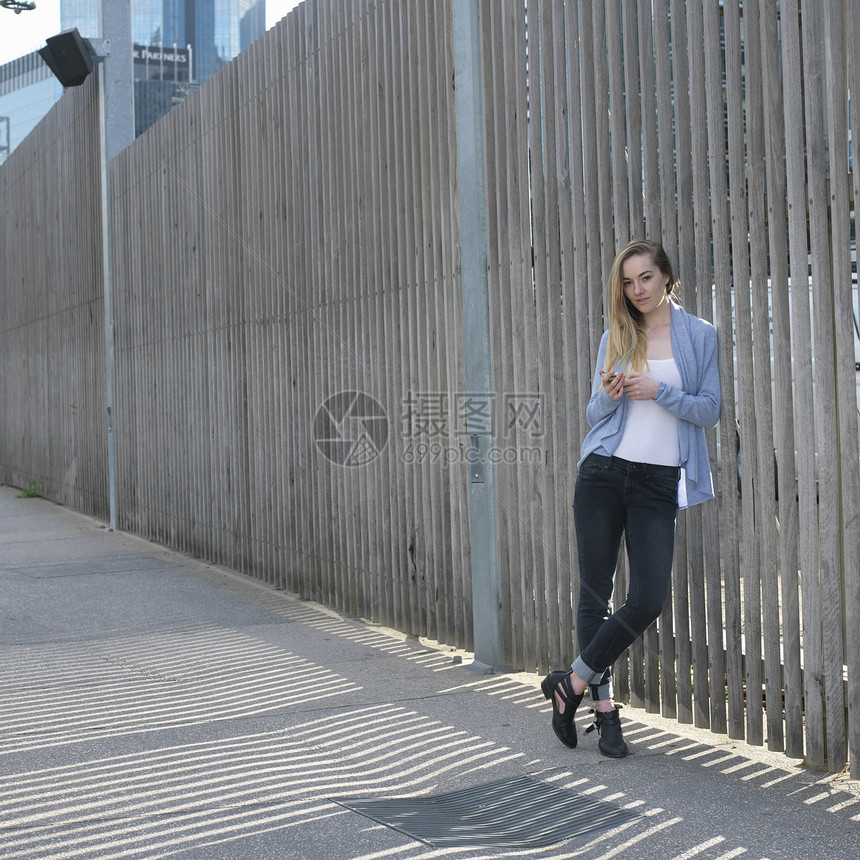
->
<box><xmin>585</xmin><ymin>706</ymin><xmax>628</xmax><ymax>757</ymax></box>
<box><xmin>541</xmin><ymin>671</ymin><xmax>584</xmax><ymax>749</ymax></box>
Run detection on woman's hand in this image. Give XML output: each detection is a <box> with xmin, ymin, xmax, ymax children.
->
<box><xmin>622</xmin><ymin>372</ymin><xmax>659</xmax><ymax>401</ymax></box>
<box><xmin>599</xmin><ymin>370</ymin><xmax>625</xmax><ymax>401</ymax></box>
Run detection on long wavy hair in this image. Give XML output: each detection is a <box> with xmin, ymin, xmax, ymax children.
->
<box><xmin>603</xmin><ymin>240</ymin><xmax>680</xmax><ymax>373</ymax></box>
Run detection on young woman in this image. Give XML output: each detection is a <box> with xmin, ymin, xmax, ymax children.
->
<box><xmin>542</xmin><ymin>240</ymin><xmax>720</xmax><ymax>757</ymax></box>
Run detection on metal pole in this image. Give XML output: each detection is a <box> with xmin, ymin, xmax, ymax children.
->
<box><xmin>452</xmin><ymin>0</ymin><xmax>509</xmax><ymax>673</ymax></box>
<box><xmin>96</xmin><ymin>58</ymin><xmax>117</xmax><ymax>531</ymax></box>
<box><xmin>95</xmin><ymin>0</ymin><xmax>132</xmax><ymax>530</ymax></box>
<box><xmin>100</xmin><ymin>0</ymin><xmax>134</xmax><ymax>159</ymax></box>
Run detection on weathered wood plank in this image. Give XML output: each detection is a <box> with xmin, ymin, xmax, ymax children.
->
<box><xmin>821</xmin><ymin>0</ymin><xmax>854</xmax><ymax>772</ymax></box>
<box><xmin>482</xmin><ymin>0</ymin><xmax>517</xmax><ymax>666</ymax></box>
<box><xmin>760</xmin><ymin>0</ymin><xmax>803</xmax><ymax>758</ymax></box>
<box><xmin>702</xmin><ymin>0</ymin><xmax>730</xmax><ymax>738</ymax></box>
<box><xmin>723</xmin><ymin>0</ymin><xmax>751</xmax><ymax>744</ymax></box>
<box><xmin>842</xmin><ymin>0</ymin><xmax>860</xmax><ymax>779</ymax></box>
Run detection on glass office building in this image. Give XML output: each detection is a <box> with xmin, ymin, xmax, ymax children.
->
<box><xmin>0</xmin><ymin>0</ymin><xmax>266</xmax><ymax>160</ymax></box>
<box><xmin>0</xmin><ymin>52</ymin><xmax>63</xmax><ymax>164</ymax></box>
<box><xmin>61</xmin><ymin>0</ymin><xmax>265</xmax><ymax>81</ymax></box>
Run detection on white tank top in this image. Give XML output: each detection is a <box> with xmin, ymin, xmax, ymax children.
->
<box><xmin>613</xmin><ymin>358</ymin><xmax>682</xmax><ymax>466</ymax></box>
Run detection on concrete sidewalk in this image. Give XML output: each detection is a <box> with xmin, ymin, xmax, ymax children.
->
<box><xmin>1</xmin><ymin>485</ymin><xmax>858</xmax><ymax>860</ymax></box>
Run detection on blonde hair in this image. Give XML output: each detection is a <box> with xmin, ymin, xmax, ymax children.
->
<box><xmin>603</xmin><ymin>240</ymin><xmax>679</xmax><ymax>373</ymax></box>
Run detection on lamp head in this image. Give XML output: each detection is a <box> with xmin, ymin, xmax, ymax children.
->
<box><xmin>39</xmin><ymin>28</ymin><xmax>93</xmax><ymax>87</ymax></box>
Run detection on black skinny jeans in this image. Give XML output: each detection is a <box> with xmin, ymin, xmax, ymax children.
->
<box><xmin>572</xmin><ymin>453</ymin><xmax>679</xmax><ymax>700</ymax></box>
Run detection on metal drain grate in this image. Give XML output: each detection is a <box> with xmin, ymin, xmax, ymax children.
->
<box><xmin>332</xmin><ymin>774</ymin><xmax>641</xmax><ymax>848</ymax></box>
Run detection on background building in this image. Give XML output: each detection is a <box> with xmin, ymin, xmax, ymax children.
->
<box><xmin>63</xmin><ymin>0</ymin><xmax>266</xmax><ymax>84</ymax></box>
<box><xmin>133</xmin><ymin>40</ymin><xmax>195</xmax><ymax>136</ymax></box>
<box><xmin>0</xmin><ymin>51</ymin><xmax>62</xmax><ymax>164</ymax></box>
<box><xmin>0</xmin><ymin>0</ymin><xmax>266</xmax><ymax>158</ymax></box>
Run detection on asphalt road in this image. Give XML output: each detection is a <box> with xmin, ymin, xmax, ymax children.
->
<box><xmin>1</xmin><ymin>485</ymin><xmax>858</xmax><ymax>859</ymax></box>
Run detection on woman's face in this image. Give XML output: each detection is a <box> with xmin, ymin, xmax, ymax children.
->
<box><xmin>621</xmin><ymin>253</ymin><xmax>671</xmax><ymax>317</ymax></box>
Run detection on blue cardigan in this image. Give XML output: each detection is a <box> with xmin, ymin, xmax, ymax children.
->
<box><xmin>578</xmin><ymin>303</ymin><xmax>721</xmax><ymax>508</ymax></box>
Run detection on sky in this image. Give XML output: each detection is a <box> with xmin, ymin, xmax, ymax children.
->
<box><xmin>0</xmin><ymin>0</ymin><xmax>304</xmax><ymax>66</ymax></box>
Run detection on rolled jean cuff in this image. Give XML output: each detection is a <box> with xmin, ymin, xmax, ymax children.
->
<box><xmin>571</xmin><ymin>656</ymin><xmax>605</xmax><ymax>686</ymax></box>
<box><xmin>591</xmin><ymin>681</ymin><xmax>612</xmax><ymax>702</ymax></box>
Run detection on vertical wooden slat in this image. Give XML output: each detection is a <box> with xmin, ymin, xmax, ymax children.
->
<box><xmin>260</xmin><ymin>28</ymin><xmax>278</xmax><ymax>583</ymax></box>
<box><xmin>431</xmin><ymin>0</ymin><xmax>462</xmax><ymax>646</ymax></box>
<box><xmin>416</xmin><ymin>0</ymin><xmax>442</xmax><ymax>640</ymax></box>
<box><xmin>591</xmin><ymin>0</ymin><xmax>614</xmax><ymax>285</ymax></box>
<box><xmin>366</xmin><ymin>0</ymin><xmax>399</xmax><ymax>630</ymax></box>
<box><xmin>638</xmin><ymin>0</ymin><xmax>675</xmax><ymax>716</ymax></box>
<box><xmin>410</xmin><ymin>0</ymin><xmax>431</xmax><ymax>631</ymax></box>
<box><xmin>391</xmin><ymin>0</ymin><xmax>423</xmax><ymax>634</ymax></box>
<box><xmin>822</xmin><ymin>0</ymin><xmax>855</xmax><ymax>771</ymax></box>
<box><xmin>335</xmin><ymin>0</ymin><xmax>355</xmax><ymax>614</ymax></box>
<box><xmin>293</xmin><ymin>2</ymin><xmax>311</xmax><ymax>594</ymax></box>
<box><xmin>623</xmin><ymin>0</ymin><xmax>644</xmax><ymax>240</ymax></box>
<box><xmin>348</xmin><ymin>0</ymin><xmax>367</xmax><ymax>617</ymax></box>
<box><xmin>666</xmin><ymin>0</ymin><xmax>695</xmax><ymax>725</ymax></box>
<box><xmin>318</xmin><ymin>0</ymin><xmax>341</xmax><ymax>611</ymax></box>
<box><xmin>652</xmin><ymin>0</ymin><xmax>675</xmax><ymax>253</ymax></box>
<box><xmin>576</xmin><ymin>0</ymin><xmax>604</xmax><ymax>359</ymax></box>
<box><xmin>399</xmin><ymin>0</ymin><xmax>431</xmax><ymax>637</ymax></box>
<box><xmin>750</xmin><ymin>0</ymin><xmax>788</xmax><ymax>740</ymax></box>
<box><xmin>844</xmin><ymin>0</ymin><xmax>860</xmax><ymax>780</ymax></box>
<box><xmin>669</xmin><ymin>0</ymin><xmax>694</xmax><ymax>287</ymax></box>
<box><xmin>641</xmin><ymin>0</ymin><xmax>675</xmax><ymax>718</ymax></box>
<box><xmin>606</xmin><ymin>0</ymin><xmax>643</xmax><ymax>710</ymax></box>
<box><xmin>702</xmin><ymin>0</ymin><xmax>730</xmax><ymax>739</ymax></box>
<box><xmin>482</xmin><ymin>0</ymin><xmax>518</xmax><ymax>667</ymax></box>
<box><xmin>742</xmin><ymin>0</ymin><xmax>770</xmax><ymax>750</ymax></box>
<box><xmin>760</xmin><ymin>0</ymin><xmax>803</xmax><ymax>758</ymax></box>
<box><xmin>519</xmin><ymin>0</ymin><xmax>537</xmax><ymax>667</ymax></box>
<box><xmin>806</xmin><ymin>0</ymin><xmax>846</xmax><ymax>761</ymax></box>
<box><xmin>440</xmin><ymin>0</ymin><xmax>471</xmax><ymax>649</ymax></box>
<box><xmin>540</xmin><ymin>0</ymin><xmax>569</xmax><ymax>672</ymax></box>
<box><xmin>682</xmin><ymin>0</ymin><xmax>710</xmax><ymax>731</ymax></box>
<box><xmin>304</xmin><ymin>3</ymin><xmax>322</xmax><ymax>602</ymax></box>
<box><xmin>606</xmin><ymin>0</ymin><xmax>628</xmax><ymax>245</ymax></box>
<box><xmin>549</xmin><ymin>0</ymin><xmax>574</xmax><ymax>669</ymax></box>
<box><xmin>316</xmin><ymin>0</ymin><xmax>340</xmax><ymax>610</ymax></box>
<box><xmin>308</xmin><ymin>0</ymin><xmax>333</xmax><ymax>608</ymax></box>
<box><xmin>780</xmin><ymin>0</ymin><xmax>820</xmax><ymax>767</ymax></box>
<box><xmin>273</xmin><ymin>21</ymin><xmax>290</xmax><ymax>587</ymax></box>
<box><xmin>533</xmin><ymin>0</ymin><xmax>559</xmax><ymax>671</ymax></box>
<box><xmin>349</xmin><ymin>0</ymin><xmax>379</xmax><ymax>623</ymax></box>
<box><xmin>723</xmin><ymin>0</ymin><xmax>752</xmax><ymax>744</ymax></box>
<box><xmin>564</xmin><ymin>0</ymin><xmax>593</xmax><ymax>464</ymax></box>
<box><xmin>514</xmin><ymin>0</ymin><xmax>537</xmax><ymax>669</ymax></box>
<box><xmin>417</xmin><ymin>0</ymin><xmax>447</xmax><ymax>643</ymax></box>
<box><xmin>346</xmin><ymin>0</ymin><xmax>369</xmax><ymax>616</ymax></box>
<box><xmin>294</xmin><ymin>2</ymin><xmax>317</xmax><ymax>601</ymax></box>
<box><xmin>525</xmin><ymin>0</ymin><xmax>550</xmax><ymax>672</ymax></box>
<box><xmin>377</xmin><ymin>0</ymin><xmax>411</xmax><ymax>632</ymax></box>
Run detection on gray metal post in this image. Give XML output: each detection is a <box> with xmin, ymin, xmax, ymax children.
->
<box><xmin>100</xmin><ymin>0</ymin><xmax>134</xmax><ymax>158</ymax></box>
<box><xmin>94</xmin><ymin>0</ymin><xmax>132</xmax><ymax>531</ymax></box>
<box><xmin>452</xmin><ymin>0</ymin><xmax>509</xmax><ymax>673</ymax></box>
<box><xmin>96</xmin><ymin>57</ymin><xmax>117</xmax><ymax>532</ymax></box>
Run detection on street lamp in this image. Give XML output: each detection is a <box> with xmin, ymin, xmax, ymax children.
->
<box><xmin>38</xmin><ymin>28</ymin><xmax>98</xmax><ymax>87</ymax></box>
<box><xmin>40</xmin><ymin>27</ymin><xmax>118</xmax><ymax>532</ymax></box>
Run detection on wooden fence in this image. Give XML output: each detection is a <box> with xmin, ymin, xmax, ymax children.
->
<box><xmin>0</xmin><ymin>78</ymin><xmax>106</xmax><ymax>516</ymax></box>
<box><xmin>1</xmin><ymin>0</ymin><xmax>859</xmax><ymax>774</ymax></box>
